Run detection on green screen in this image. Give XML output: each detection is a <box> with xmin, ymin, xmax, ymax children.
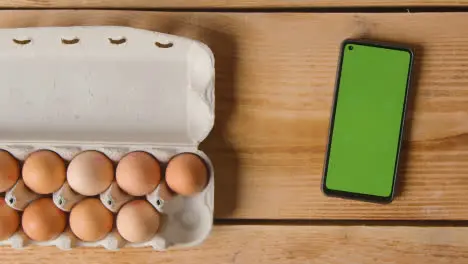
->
<box><xmin>324</xmin><ymin>42</ymin><xmax>412</xmax><ymax>198</ymax></box>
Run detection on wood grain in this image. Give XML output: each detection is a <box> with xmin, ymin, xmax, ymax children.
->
<box><xmin>0</xmin><ymin>11</ymin><xmax>467</xmax><ymax>219</ymax></box>
<box><xmin>2</xmin><ymin>225</ymin><xmax>468</xmax><ymax>263</ymax></box>
<box><xmin>1</xmin><ymin>0</ymin><xmax>468</xmax><ymax>8</ymax></box>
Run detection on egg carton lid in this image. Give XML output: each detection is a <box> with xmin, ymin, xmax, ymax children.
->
<box><xmin>0</xmin><ymin>26</ymin><xmax>215</xmax><ymax>147</ymax></box>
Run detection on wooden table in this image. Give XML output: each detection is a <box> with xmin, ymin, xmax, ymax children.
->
<box><xmin>1</xmin><ymin>3</ymin><xmax>468</xmax><ymax>263</ymax></box>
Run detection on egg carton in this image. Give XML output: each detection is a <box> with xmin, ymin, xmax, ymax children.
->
<box><xmin>1</xmin><ymin>146</ymin><xmax>214</xmax><ymax>250</ymax></box>
<box><xmin>0</xmin><ymin>26</ymin><xmax>215</xmax><ymax>250</ymax></box>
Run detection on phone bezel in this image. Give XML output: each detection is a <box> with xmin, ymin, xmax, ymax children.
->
<box><xmin>321</xmin><ymin>39</ymin><xmax>414</xmax><ymax>203</ymax></box>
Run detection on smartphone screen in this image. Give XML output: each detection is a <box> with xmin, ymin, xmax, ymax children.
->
<box><xmin>322</xmin><ymin>40</ymin><xmax>413</xmax><ymax>202</ymax></box>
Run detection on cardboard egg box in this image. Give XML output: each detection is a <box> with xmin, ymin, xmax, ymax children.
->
<box><xmin>0</xmin><ymin>26</ymin><xmax>215</xmax><ymax>250</ymax></box>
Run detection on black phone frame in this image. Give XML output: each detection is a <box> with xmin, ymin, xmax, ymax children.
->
<box><xmin>321</xmin><ymin>39</ymin><xmax>414</xmax><ymax>203</ymax></box>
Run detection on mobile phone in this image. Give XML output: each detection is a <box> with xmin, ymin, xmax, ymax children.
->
<box><xmin>322</xmin><ymin>39</ymin><xmax>414</xmax><ymax>203</ymax></box>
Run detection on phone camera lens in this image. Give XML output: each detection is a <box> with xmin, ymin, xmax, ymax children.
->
<box><xmin>348</xmin><ymin>45</ymin><xmax>354</xmax><ymax>51</ymax></box>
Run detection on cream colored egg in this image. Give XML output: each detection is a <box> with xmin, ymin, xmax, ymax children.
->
<box><xmin>116</xmin><ymin>200</ymin><xmax>160</xmax><ymax>243</ymax></box>
<box><xmin>22</xmin><ymin>150</ymin><xmax>66</xmax><ymax>194</ymax></box>
<box><xmin>116</xmin><ymin>151</ymin><xmax>161</xmax><ymax>196</ymax></box>
<box><xmin>67</xmin><ymin>151</ymin><xmax>114</xmax><ymax>196</ymax></box>
<box><xmin>0</xmin><ymin>150</ymin><xmax>19</xmax><ymax>193</ymax></box>
<box><xmin>0</xmin><ymin>199</ymin><xmax>19</xmax><ymax>240</ymax></box>
<box><xmin>166</xmin><ymin>153</ymin><xmax>208</xmax><ymax>196</ymax></box>
<box><xmin>69</xmin><ymin>198</ymin><xmax>113</xmax><ymax>242</ymax></box>
<box><xmin>22</xmin><ymin>198</ymin><xmax>67</xmax><ymax>241</ymax></box>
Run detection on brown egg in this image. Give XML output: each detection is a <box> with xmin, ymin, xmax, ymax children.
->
<box><xmin>22</xmin><ymin>198</ymin><xmax>67</xmax><ymax>241</ymax></box>
<box><xmin>69</xmin><ymin>198</ymin><xmax>113</xmax><ymax>242</ymax></box>
<box><xmin>158</xmin><ymin>180</ymin><xmax>174</xmax><ymax>202</ymax></box>
<box><xmin>67</xmin><ymin>151</ymin><xmax>114</xmax><ymax>196</ymax></box>
<box><xmin>22</xmin><ymin>150</ymin><xmax>66</xmax><ymax>194</ymax></box>
<box><xmin>0</xmin><ymin>199</ymin><xmax>20</xmax><ymax>240</ymax></box>
<box><xmin>116</xmin><ymin>151</ymin><xmax>161</xmax><ymax>196</ymax></box>
<box><xmin>0</xmin><ymin>150</ymin><xmax>19</xmax><ymax>192</ymax></box>
<box><xmin>116</xmin><ymin>200</ymin><xmax>160</xmax><ymax>243</ymax></box>
<box><xmin>166</xmin><ymin>153</ymin><xmax>208</xmax><ymax>196</ymax></box>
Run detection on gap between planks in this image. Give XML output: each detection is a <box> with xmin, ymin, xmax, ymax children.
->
<box><xmin>215</xmin><ymin>219</ymin><xmax>468</xmax><ymax>227</ymax></box>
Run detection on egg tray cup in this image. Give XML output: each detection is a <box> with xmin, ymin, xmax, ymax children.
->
<box><xmin>0</xmin><ymin>26</ymin><xmax>215</xmax><ymax>250</ymax></box>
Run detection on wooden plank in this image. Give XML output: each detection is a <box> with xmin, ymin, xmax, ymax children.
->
<box><xmin>0</xmin><ymin>11</ymin><xmax>468</xmax><ymax>219</ymax></box>
<box><xmin>1</xmin><ymin>225</ymin><xmax>468</xmax><ymax>263</ymax></box>
<box><xmin>1</xmin><ymin>0</ymin><xmax>468</xmax><ymax>8</ymax></box>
